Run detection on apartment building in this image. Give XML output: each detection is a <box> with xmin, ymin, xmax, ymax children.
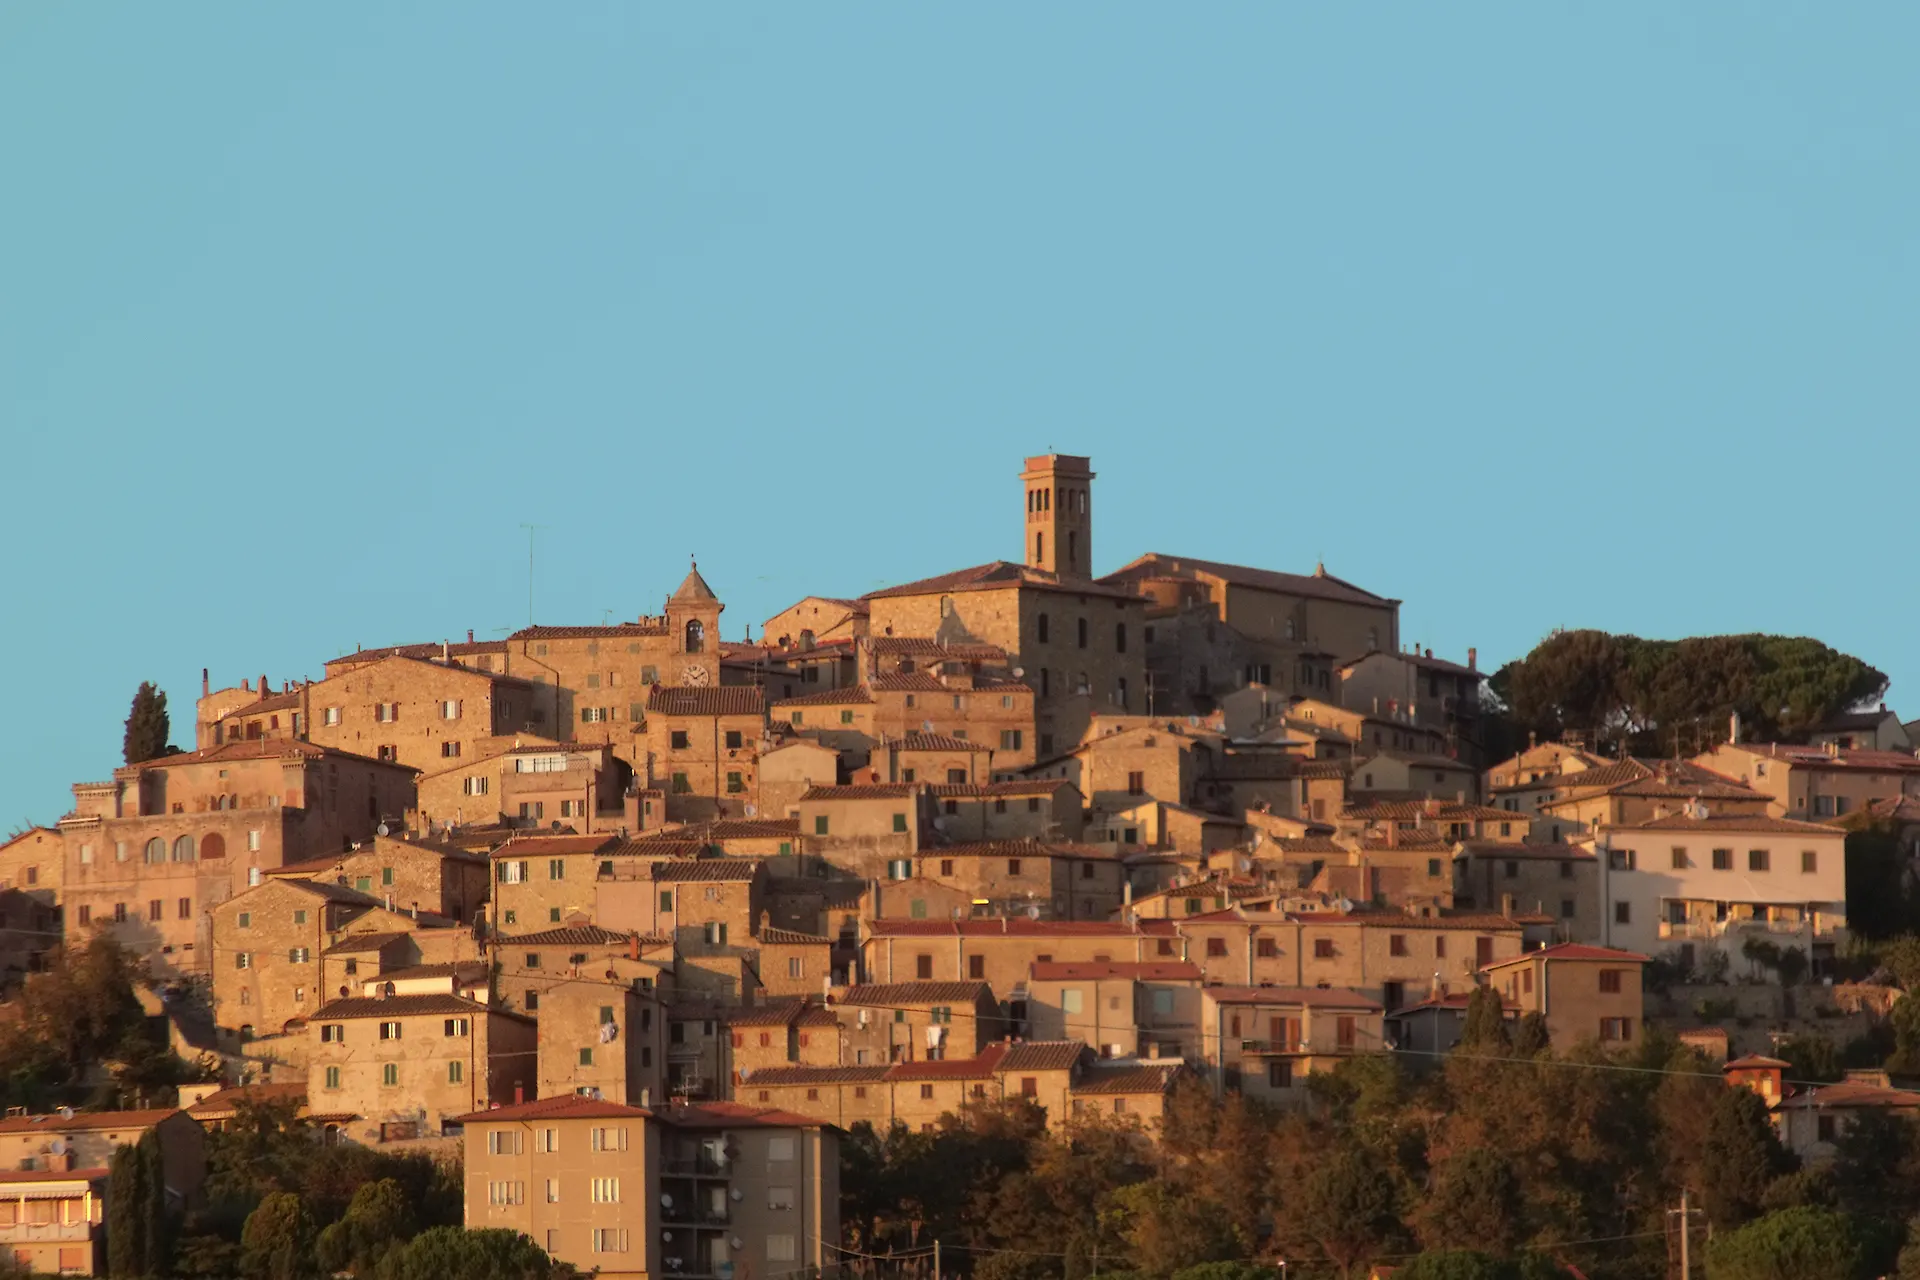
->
<box><xmin>296</xmin><ymin>655</ymin><xmax>537</xmax><ymax>771</ymax></box>
<box><xmin>1454</xmin><ymin>841</ymin><xmax>1600</xmax><ymax>942</ymax></box>
<box><xmin>1025</xmin><ymin>960</ymin><xmax>1204</xmax><ymax>1058</ymax></box>
<box><xmin>534</xmin><ymin>979</ymin><xmax>667</xmax><ymax>1107</ymax></box>
<box><xmin>644</xmin><ymin>686</ymin><xmax>767</xmax><ymax>824</ymax></box>
<box><xmin>270</xmin><ymin>831</ymin><xmax>491</xmax><ymax>924</ymax></box>
<box><xmin>459</xmin><ymin>1095</ymin><xmax>840</xmax><ymax>1280</ymax></box>
<box><xmin>1594</xmin><ymin>811</ymin><xmax>1849</xmax><ymax>975</ymax></box>
<box><xmin>835</xmin><ymin>981</ymin><xmax>1003</xmax><ymax>1064</ymax></box>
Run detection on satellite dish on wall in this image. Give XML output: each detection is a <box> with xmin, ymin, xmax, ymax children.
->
<box><xmin>376</xmin><ymin>823</ymin><xmax>390</xmax><ymax>837</ymax></box>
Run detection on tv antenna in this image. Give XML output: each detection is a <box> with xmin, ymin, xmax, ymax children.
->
<box><xmin>519</xmin><ymin>523</ymin><xmax>549</xmax><ymax>625</ymax></box>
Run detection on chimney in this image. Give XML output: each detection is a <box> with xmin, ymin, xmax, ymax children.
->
<box><xmin>1730</xmin><ymin>711</ymin><xmax>1741</xmax><ymax>745</ymax></box>
<box><xmin>468</xmin><ymin>629</ymin><xmax>475</xmax><ymax>643</ymax></box>
<box><xmin>259</xmin><ymin>674</ymin><xmax>269</xmax><ymax>698</ymax></box>
<box><xmin>202</xmin><ymin>669</ymin><xmax>210</xmax><ymax>697</ymax></box>
<box><xmin>442</xmin><ymin>640</ymin><xmax>450</xmax><ymax>661</ymax></box>
<box><xmin>1467</xmin><ymin>648</ymin><xmax>1477</xmax><ymax>671</ymax></box>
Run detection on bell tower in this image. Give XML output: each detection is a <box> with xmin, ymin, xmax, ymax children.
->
<box><xmin>1020</xmin><ymin>453</ymin><xmax>1094</xmax><ymax>578</ymax></box>
<box><xmin>665</xmin><ymin>558</ymin><xmax>723</xmax><ymax>686</ymax></box>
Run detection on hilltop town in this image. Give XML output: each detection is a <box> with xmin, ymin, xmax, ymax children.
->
<box><xmin>3</xmin><ymin>451</ymin><xmax>1918</xmax><ymax>1279</ymax></box>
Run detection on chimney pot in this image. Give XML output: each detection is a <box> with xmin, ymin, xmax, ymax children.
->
<box><xmin>468</xmin><ymin>630</ymin><xmax>475</xmax><ymax>643</ymax></box>
<box><xmin>1467</xmin><ymin>648</ymin><xmax>1477</xmax><ymax>671</ymax></box>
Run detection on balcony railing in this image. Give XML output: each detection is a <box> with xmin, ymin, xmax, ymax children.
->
<box><xmin>662</xmin><ymin>1154</ymin><xmax>727</xmax><ymax>1177</ymax></box>
<box><xmin>0</xmin><ymin>1220</ymin><xmax>98</xmax><ymax>1243</ymax></box>
<box><xmin>1238</xmin><ymin>1039</ymin><xmax>1355</xmax><ymax>1056</ymax></box>
<box><xmin>1659</xmin><ymin>917</ymin><xmax>1841</xmax><ymax>940</ymax></box>
<box><xmin>662</xmin><ymin>1206</ymin><xmax>731</xmax><ymax>1227</ymax></box>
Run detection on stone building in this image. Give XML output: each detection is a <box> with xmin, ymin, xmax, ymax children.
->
<box><xmin>57</xmin><ymin>740</ymin><xmax>416</xmax><ymax>978</ymax></box>
<box><xmin>1454</xmin><ymin>841</ymin><xmax>1600</xmax><ymax>941</ymax></box>
<box><xmin>294</xmin><ymin>655</ymin><xmax>538</xmax><ymax>772</ymax></box>
<box><xmin>860</xmin><ymin>918</ymin><xmax>1180</xmax><ymax>994</ymax></box>
<box><xmin>533</xmin><ymin>978</ymin><xmax>667</xmax><ymax>1106</ymax></box>
<box><xmin>1199</xmin><ymin>986</ymin><xmax>1384</xmax><ymax>1104</ymax></box>
<box><xmin>271</xmin><ymin>832</ymin><xmax>491</xmax><ymax>924</ymax></box>
<box><xmin>0</xmin><ymin>827</ymin><xmax>63</xmax><ymax>986</ymax></box>
<box><xmin>1025</xmin><ymin>960</ymin><xmax>1204</xmax><ymax>1059</ymax></box>
<box><xmin>1482</xmin><ymin>942</ymin><xmax>1649</xmax><ymax>1050</ymax></box>
<box><xmin>836</xmin><ymin>980</ymin><xmax>1003</xmax><ymax>1064</ymax></box>
<box><xmin>490</xmin><ymin>924</ymin><xmax>671</xmax><ymax>1016</ymax></box>
<box><xmin>308</xmin><ymin>991</ymin><xmax>536</xmax><ymax>1143</ymax></box>
<box><xmin>643</xmin><ymin>686</ymin><xmax>767</xmax><ymax>823</ymax></box>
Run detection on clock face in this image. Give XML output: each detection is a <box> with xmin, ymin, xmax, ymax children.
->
<box><xmin>682</xmin><ymin>664</ymin><xmax>711</xmax><ymax>687</ymax></box>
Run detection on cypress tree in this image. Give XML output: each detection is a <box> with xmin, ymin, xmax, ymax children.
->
<box><xmin>137</xmin><ymin>1132</ymin><xmax>172</xmax><ymax>1277</ymax></box>
<box><xmin>122</xmin><ymin>683</ymin><xmax>172</xmax><ymax>765</ymax></box>
<box><xmin>106</xmin><ymin>1138</ymin><xmax>149</xmax><ymax>1278</ymax></box>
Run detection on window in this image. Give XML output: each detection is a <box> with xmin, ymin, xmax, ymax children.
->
<box><xmin>1748</xmin><ymin>849</ymin><xmax>1770</xmax><ymax>872</ymax></box>
<box><xmin>1600</xmin><ymin>1017</ymin><xmax>1633</xmax><ymax>1042</ymax></box>
<box><xmin>592</xmin><ymin>1228</ymin><xmax>629</xmax><ymax>1254</ymax></box>
<box><xmin>591</xmin><ymin>1177</ymin><xmax>620</xmax><ymax>1203</ymax></box>
<box><xmin>702</xmin><ymin>922</ymin><xmax>728</xmax><ymax>945</ymax></box>
<box><xmin>323</xmin><ymin>706</ymin><xmax>341</xmax><ymax>726</ymax></box>
<box><xmin>1671</xmin><ymin>847</ymin><xmax>1688</xmax><ymax>870</ymax></box>
<box><xmin>577</xmin><ymin>1126</ymin><xmax>626</xmax><ymax>1154</ymax></box>
<box><xmin>767</xmin><ymin>1235</ymin><xmax>798</xmax><ymax>1263</ymax></box>
<box><xmin>288</xmin><ymin>947</ymin><xmax>310</xmax><ymax>964</ymax></box>
<box><xmin>147</xmin><ymin>898</ymin><xmax>163</xmax><ymax>922</ymax></box>
<box><xmin>1712</xmin><ymin>848</ymin><xmax>1733</xmax><ymax>871</ymax></box>
<box><xmin>1037</xmin><ymin>613</ymin><xmax>1050</xmax><ymax>643</ymax></box>
<box><xmin>1127</xmin><ymin>771</ymin><xmax>1145</xmax><ymax>796</ymax></box>
<box><xmin>379</xmin><ymin>1021</ymin><xmax>402</xmax><ymax>1040</ymax></box>
<box><xmin>1008</xmin><ymin>858</ymin><xmax>1023</xmax><ymax>876</ymax></box>
<box><xmin>448</xmin><ymin>1060</ymin><xmax>464</xmax><ymax>1084</ymax></box>
<box><xmin>524</xmin><ymin>991</ymin><xmax>538</xmax><ymax>1011</ymax></box>
<box><xmin>1389</xmin><ymin>934</ymin><xmax>1408</xmax><ymax>957</ymax></box>
<box><xmin>1256</xmin><ymin>937</ymin><xmax>1277</xmax><ymax>958</ymax></box>
<box><xmin>1504</xmin><ymin>860</ymin><xmax>1520</xmax><ymax>878</ymax></box>
<box><xmin>1077</xmin><ymin>618</ymin><xmax>1088</xmax><ymax>649</ymax></box>
<box><xmin>1802</xmin><ymin>849</ymin><xmax>1818</xmax><ymax>873</ymax></box>
<box><xmin>1062</xmin><ymin>988</ymin><xmax>1084</xmax><ymax>1015</ymax></box>
<box><xmin>76</xmin><ymin>905</ymin><xmax>91</xmax><ymax>926</ymax></box>
<box><xmin>382</xmin><ymin>1063</ymin><xmax>399</xmax><ymax>1087</ymax></box>
<box><xmin>768</xmin><ymin>1185</ymin><xmax>795</xmax><ymax>1210</ymax></box>
<box><xmin>1020</xmin><ymin>1076</ymin><xmax>1038</xmax><ymax>1097</ymax></box>
<box><xmin>815</xmin><ymin>816</ymin><xmax>829</xmax><ymax>835</ymax></box>
<box><xmin>464</xmin><ymin>776</ymin><xmax>489</xmax><ymax>796</ymax></box>
<box><xmin>916</xmin><ymin>954</ymin><xmax>934</xmax><ymax>979</ymax></box>
<box><xmin>324</xmin><ymin>1066</ymin><xmax>341</xmax><ymax>1089</ymax></box>
<box><xmin>671</xmin><ymin>730</ymin><xmax>690</xmax><ymax>750</ymax></box>
<box><xmin>1599</xmin><ymin>970</ymin><xmax>1623</xmax><ymax>994</ymax></box>
<box><xmin>892</xmin><ymin>813</ymin><xmax>908</xmax><ymax>833</ymax></box>
<box><xmin>1561</xmin><ymin>899</ymin><xmax>1575</xmax><ymax>919</ymax></box>
<box><xmin>1435</xmin><ymin>936</ymin><xmax>1447</xmax><ymax>958</ymax></box>
<box><xmin>488</xmin><ymin>1181</ymin><xmax>525</xmax><ymax>1206</ymax></box>
<box><xmin>235</xmin><ymin>952</ymin><xmax>251</xmax><ymax>970</ymax></box>
<box><xmin>1613</xmin><ymin>901</ymin><xmax>1631</xmax><ymax>925</ymax></box>
<box><xmin>670</xmin><ymin>772</ymin><xmax>691</xmax><ymax>793</ymax></box>
<box><xmin>969</xmin><ymin>954</ymin><xmax>985</xmax><ymax>979</ymax></box>
<box><xmin>887</xmin><ymin>859</ymin><xmax>911</xmax><ymax>880</ymax></box>
<box><xmin>787</xmin><ymin>956</ymin><xmax>804</xmax><ymax>979</ymax></box>
<box><xmin>1267</xmin><ymin>1060</ymin><xmax>1293</xmax><ymax>1088</ymax></box>
<box><xmin>445</xmin><ymin>1018</ymin><xmax>469</xmax><ymax>1037</ymax></box>
<box><xmin>1336</xmin><ymin>1015</ymin><xmax>1356</xmax><ymax>1049</ymax></box>
<box><xmin>1313</xmin><ymin>938</ymin><xmax>1334</xmax><ymax>959</ymax></box>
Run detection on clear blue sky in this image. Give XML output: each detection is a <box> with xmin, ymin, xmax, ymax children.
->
<box><xmin>3</xmin><ymin>5</ymin><xmax>1915</xmax><ymax>822</ymax></box>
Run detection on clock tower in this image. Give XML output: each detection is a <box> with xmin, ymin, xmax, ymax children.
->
<box><xmin>666</xmin><ymin>559</ymin><xmax>724</xmax><ymax>686</ymax></box>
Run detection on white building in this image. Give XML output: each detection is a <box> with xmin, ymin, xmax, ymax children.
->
<box><xmin>1594</xmin><ymin>808</ymin><xmax>1847</xmax><ymax>978</ymax></box>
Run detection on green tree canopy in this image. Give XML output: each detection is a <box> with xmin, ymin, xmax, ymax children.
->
<box><xmin>374</xmin><ymin>1227</ymin><xmax>580</xmax><ymax>1280</ymax></box>
<box><xmin>1493</xmin><ymin>630</ymin><xmax>1886</xmax><ymax>752</ymax></box>
<box><xmin>1704</xmin><ymin>1206</ymin><xmax>1869</xmax><ymax>1280</ymax></box>
<box><xmin>240</xmin><ymin>1193</ymin><xmax>315</xmax><ymax>1280</ymax></box>
<box><xmin>122</xmin><ymin>682</ymin><xmax>173</xmax><ymax>765</ymax></box>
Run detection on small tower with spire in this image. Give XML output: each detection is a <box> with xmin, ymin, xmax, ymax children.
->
<box><xmin>665</xmin><ymin>557</ymin><xmax>724</xmax><ymax>685</ymax></box>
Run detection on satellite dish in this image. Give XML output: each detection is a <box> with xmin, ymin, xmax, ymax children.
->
<box><xmin>48</xmin><ymin>1139</ymin><xmax>67</xmax><ymax>1155</ymax></box>
<box><xmin>1012</xmin><ymin>667</ymin><xmax>1024</xmax><ymax>678</ymax></box>
<box><xmin>730</xmin><ymin>1188</ymin><xmax>744</xmax><ymax>1201</ymax></box>
<box><xmin>731</xmin><ymin>1236</ymin><xmax>745</xmax><ymax>1250</ymax></box>
<box><xmin>663</xmin><ymin>1231</ymin><xmax>675</xmax><ymax>1242</ymax></box>
<box><xmin>744</xmin><ymin>804</ymin><xmax>756</xmax><ymax>817</ymax></box>
<box><xmin>922</xmin><ymin>720</ymin><xmax>934</xmax><ymax>733</ymax></box>
<box><xmin>376</xmin><ymin>823</ymin><xmax>390</xmax><ymax>837</ymax></box>
<box><xmin>55</xmin><ymin>1107</ymin><xmax>74</xmax><ymax>1120</ymax></box>
<box><xmin>1026</xmin><ymin>905</ymin><xmax>1041</xmax><ymax>920</ymax></box>
<box><xmin>550</xmin><ymin>820</ymin><xmax>563</xmax><ymax>832</ymax></box>
<box><xmin>660</xmin><ymin>1194</ymin><xmax>674</xmax><ymax>1209</ymax></box>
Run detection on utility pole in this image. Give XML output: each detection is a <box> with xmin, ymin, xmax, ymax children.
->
<box><xmin>1669</xmin><ymin>1187</ymin><xmax>1698</xmax><ymax>1280</ymax></box>
<box><xmin>932</xmin><ymin>1239</ymin><xmax>940</xmax><ymax>1280</ymax></box>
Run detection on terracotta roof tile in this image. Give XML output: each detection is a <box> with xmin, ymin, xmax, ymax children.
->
<box><xmin>773</xmin><ymin>687</ymin><xmax>876</xmax><ymax>708</ymax></box>
<box><xmin>653</xmin><ymin>1101</ymin><xmax>826</xmax><ymax>1129</ymax></box>
<box><xmin>871</xmin><ymin>672</ymin><xmax>1032</xmax><ymax>695</ymax></box>
<box><xmin>122</xmin><ymin>739</ymin><xmax>414</xmax><ymax>774</ymax></box>
<box><xmin>1457</xmin><ymin>841</ymin><xmax>1596</xmax><ymax>861</ymax></box>
<box><xmin>500</xmin><ymin>925</ymin><xmax>653</xmax><ymax>947</ymax></box>
<box><xmin>1104</xmin><ymin>553</ymin><xmax>1395</xmax><ymax>607</ymax></box>
<box><xmin>1072</xmin><ymin>1063</ymin><xmax>1184</xmax><ymax>1095</ymax></box>
<box><xmin>1608</xmin><ymin>813</ymin><xmax>1844</xmax><ymax>835</ymax></box>
<box><xmin>1482</xmin><ymin>942</ymin><xmax>1648</xmax><ymax>965</ymax></box>
<box><xmin>866</xmin><ymin>918</ymin><xmax>1173</xmax><ymax>938</ymax></box>
<box><xmin>887</xmin><ymin>733</ymin><xmax>992</xmax><ymax>754</ymax></box>
<box><xmin>840</xmin><ymin>982</ymin><xmax>992</xmax><ymax>1006</ymax></box>
<box><xmin>0</xmin><ymin>1108</ymin><xmax>182</xmax><ymax>1136</ymax></box>
<box><xmin>649</xmin><ymin>859</ymin><xmax>765</xmax><ymax>883</ymax></box>
<box><xmin>800</xmin><ymin>783</ymin><xmax>916</xmax><ymax>801</ymax></box>
<box><xmin>322</xmin><ymin>931</ymin><xmax>415</xmax><ymax>955</ymax></box>
<box><xmin>1203</xmin><ymin>985</ymin><xmax>1382</xmax><ymax>1010</ymax></box>
<box><xmin>745</xmin><ymin>1065</ymin><xmax>891</xmax><ymax>1086</ymax></box>
<box><xmin>310</xmin><ymin>993</ymin><xmax>510</xmax><ymax>1020</ymax></box>
<box><xmin>927</xmin><ymin>780</ymin><xmax>1071</xmax><ymax>799</ymax></box>
<box><xmin>869</xmin><ymin>637</ymin><xmax>1010</xmax><ymax>660</ymax></box>
<box><xmin>647</xmin><ymin>686</ymin><xmax>766</xmax><ymax>718</ymax></box>
<box><xmin>494</xmin><ymin>834</ymin><xmax>619</xmax><ymax>857</ymax></box>
<box><xmin>1000</xmin><ymin>1041</ymin><xmax>1090</xmax><ymax>1071</ymax></box>
<box><xmin>866</xmin><ymin>561</ymin><xmax>1141</xmax><ymax>602</ymax></box>
<box><xmin>325</xmin><ymin>639</ymin><xmax>510</xmax><ymax>668</ymax></box>
<box><xmin>757</xmin><ymin>927</ymin><xmax>830</xmax><ymax>946</ymax></box>
<box><xmin>509</xmin><ymin>622</ymin><xmax>668</xmax><ymax>641</ymax></box>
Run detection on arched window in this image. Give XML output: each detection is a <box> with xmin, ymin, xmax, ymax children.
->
<box><xmin>200</xmin><ymin>833</ymin><xmax>226</xmax><ymax>860</ymax></box>
<box><xmin>144</xmin><ymin>838</ymin><xmax>166</xmax><ymax>864</ymax></box>
<box><xmin>172</xmin><ymin>835</ymin><xmax>196</xmax><ymax>863</ymax></box>
<box><xmin>684</xmin><ymin>619</ymin><xmax>704</xmax><ymax>654</ymax></box>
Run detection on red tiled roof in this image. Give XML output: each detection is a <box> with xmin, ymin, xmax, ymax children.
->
<box><xmin>887</xmin><ymin>733</ymin><xmax>992</xmax><ymax>754</ymax></box>
<box><xmin>186</xmin><ymin>1082</ymin><xmax>308</xmax><ymax>1116</ymax></box>
<box><xmin>649</xmin><ymin>858</ymin><xmax>765</xmax><ymax>883</ymax></box>
<box><xmin>867</xmin><ymin>917</ymin><xmax>1176</xmax><ymax>938</ymax></box>
<box><xmin>0</xmin><ymin>1167</ymin><xmax>109</xmax><ymax>1184</ymax></box>
<box><xmin>509</xmin><ymin>622</ymin><xmax>669</xmax><ymax>641</ymax></box>
<box><xmin>1775</xmin><ymin>1081</ymin><xmax>1920</xmax><ymax>1111</ymax></box>
<box><xmin>1072</xmin><ymin>1063</ymin><xmax>1184</xmax><ymax>1095</ymax></box>
<box><xmin>1357</xmin><ymin>835</ymin><xmax>1457</xmax><ymax>853</ymax></box>
<box><xmin>869</xmin><ymin>637</ymin><xmax>1010</xmax><ymax>660</ymax></box>
<box><xmin>1457</xmin><ymin>841</ymin><xmax>1596</xmax><ymax>861</ymax></box>
<box><xmin>840</xmin><ymin>982</ymin><xmax>992</xmax><ymax>1007</ymax></box>
<box><xmin>773</xmin><ymin>687</ymin><xmax>875</xmax><ymax>708</ymax></box>
<box><xmin>1721</xmin><ymin>744</ymin><xmax>1920</xmax><ymax>773</ymax></box>
<box><xmin>871</xmin><ymin>672</ymin><xmax>1033</xmax><ymax>695</ymax></box>
<box><xmin>927</xmin><ymin>780</ymin><xmax>1071</xmax><ymax>799</ymax></box>
<box><xmin>758</xmin><ymin>927</ymin><xmax>830</xmax><ymax>946</ymax></box>
<box><xmin>310</xmin><ymin>993</ymin><xmax>509</xmax><ymax>1020</ymax></box>
<box><xmin>885</xmin><ymin>1045</ymin><xmax>1011</xmax><ymax>1080</ymax></box>
<box><xmin>501</xmin><ymin>925</ymin><xmax>649</xmax><ymax>947</ymax></box>
<box><xmin>1272</xmin><ymin>836</ymin><xmax>1347</xmax><ymax>855</ymax></box>
<box><xmin>1724</xmin><ymin>1055</ymin><xmax>1792</xmax><ymax>1070</ymax></box>
<box><xmin>1000</xmin><ymin>1041</ymin><xmax>1088</xmax><ymax>1071</ymax></box>
<box><xmin>1607</xmin><ymin>813</ymin><xmax>1844</xmax><ymax>835</ymax></box>
<box><xmin>1343</xmin><ymin>801</ymin><xmax>1516</xmax><ymax>822</ymax></box>
<box><xmin>494</xmin><ymin>834</ymin><xmax>619</xmax><ymax>857</ymax></box>
<box><xmin>745</xmin><ymin>1065</ymin><xmax>890</xmax><ymax>1086</ymax></box>
<box><xmin>866</xmin><ymin>561</ymin><xmax>1142</xmax><ymax>603</ymax></box>
<box><xmin>226</xmin><ymin>690</ymin><xmax>303</xmax><ymax>718</ymax></box>
<box><xmin>0</xmin><ymin>1108</ymin><xmax>182</xmax><ymax>1136</ymax></box>
<box><xmin>455</xmin><ymin>1095</ymin><xmax>652</xmax><ymax>1123</ymax></box>
<box><xmin>1104</xmin><ymin>553</ymin><xmax>1395</xmax><ymax>607</ymax></box>
<box><xmin>1030</xmin><ymin>961</ymin><xmax>1202</xmax><ymax>982</ymax></box>
<box><xmin>800</xmin><ymin>784</ymin><xmax>916</xmax><ymax>801</ymax></box>
<box><xmin>122</xmin><ymin>739</ymin><xmax>415</xmax><ymax>774</ymax></box>
<box><xmin>325</xmin><ymin>639</ymin><xmax>510</xmax><ymax>668</ymax></box>
<box><xmin>323</xmin><ymin>931</ymin><xmax>414</xmax><ymax>955</ymax></box>
<box><xmin>647</xmin><ymin>686</ymin><xmax>766</xmax><ymax>718</ymax></box>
